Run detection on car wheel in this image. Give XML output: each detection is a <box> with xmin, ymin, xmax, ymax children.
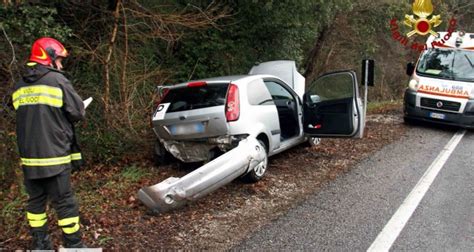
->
<box><xmin>403</xmin><ymin>116</ymin><xmax>417</xmax><ymax>125</ymax></box>
<box><xmin>206</xmin><ymin>148</ymin><xmax>224</xmax><ymax>163</ymax></box>
<box><xmin>302</xmin><ymin>137</ymin><xmax>321</xmax><ymax>148</ymax></box>
<box><xmin>242</xmin><ymin>140</ymin><xmax>268</xmax><ymax>183</ymax></box>
<box><xmin>153</xmin><ymin>140</ymin><xmax>173</xmax><ymax>166</ymax></box>
<box><xmin>308</xmin><ymin>137</ymin><xmax>321</xmax><ymax>146</ymax></box>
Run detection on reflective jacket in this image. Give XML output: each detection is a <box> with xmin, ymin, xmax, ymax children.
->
<box><xmin>13</xmin><ymin>63</ymin><xmax>85</xmax><ymax>179</ymax></box>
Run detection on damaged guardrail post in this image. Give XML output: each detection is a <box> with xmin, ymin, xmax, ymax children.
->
<box><xmin>138</xmin><ymin>137</ymin><xmax>266</xmax><ymax>213</ymax></box>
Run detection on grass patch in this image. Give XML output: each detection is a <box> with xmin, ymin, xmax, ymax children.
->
<box><xmin>1</xmin><ymin>197</ymin><xmax>24</xmax><ymax>220</ymax></box>
<box><xmin>1</xmin><ymin>192</ymin><xmax>27</xmax><ymax>238</ymax></box>
<box><xmin>76</xmin><ymin>190</ymin><xmax>108</xmax><ymax>214</ymax></box>
<box><xmin>120</xmin><ymin>165</ymin><xmax>149</xmax><ymax>183</ymax></box>
<box><xmin>75</xmin><ymin>164</ymin><xmax>151</xmax><ymax>214</ymax></box>
<box><xmin>367</xmin><ymin>100</ymin><xmax>403</xmax><ymax>113</ymax></box>
<box><xmin>98</xmin><ymin>235</ymin><xmax>114</xmax><ymax>246</ymax></box>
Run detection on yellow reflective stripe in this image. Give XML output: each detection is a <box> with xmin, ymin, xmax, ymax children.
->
<box><xmin>26</xmin><ymin>62</ymin><xmax>37</xmax><ymax>66</ymax></box>
<box><xmin>13</xmin><ymin>85</ymin><xmax>62</xmax><ymax>100</ymax></box>
<box><xmin>58</xmin><ymin>216</ymin><xmax>79</xmax><ymax>226</ymax></box>
<box><xmin>21</xmin><ymin>155</ymin><xmax>72</xmax><ymax>167</ymax></box>
<box><xmin>62</xmin><ymin>224</ymin><xmax>80</xmax><ymax>234</ymax></box>
<box><xmin>58</xmin><ymin>216</ymin><xmax>80</xmax><ymax>234</ymax></box>
<box><xmin>12</xmin><ymin>85</ymin><xmax>63</xmax><ymax>110</ymax></box>
<box><xmin>13</xmin><ymin>95</ymin><xmax>63</xmax><ymax>110</ymax></box>
<box><xmin>71</xmin><ymin>153</ymin><xmax>82</xmax><ymax>161</ymax></box>
<box><xmin>27</xmin><ymin>212</ymin><xmax>47</xmax><ymax>228</ymax></box>
<box><xmin>27</xmin><ymin>212</ymin><xmax>47</xmax><ymax>220</ymax></box>
<box><xmin>29</xmin><ymin>219</ymin><xmax>48</xmax><ymax>227</ymax></box>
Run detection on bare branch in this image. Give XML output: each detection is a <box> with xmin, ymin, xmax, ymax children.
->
<box><xmin>122</xmin><ymin>2</ymin><xmax>229</xmax><ymax>42</ymax></box>
<box><xmin>1</xmin><ymin>24</ymin><xmax>17</xmax><ymax>85</ymax></box>
<box><xmin>71</xmin><ymin>33</ymin><xmax>103</xmax><ymax>62</ymax></box>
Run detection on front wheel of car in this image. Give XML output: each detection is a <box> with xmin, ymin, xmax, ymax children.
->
<box><xmin>242</xmin><ymin>140</ymin><xmax>268</xmax><ymax>183</ymax></box>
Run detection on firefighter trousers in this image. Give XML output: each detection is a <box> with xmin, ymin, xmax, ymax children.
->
<box><xmin>24</xmin><ymin>169</ymin><xmax>82</xmax><ymax>241</ymax></box>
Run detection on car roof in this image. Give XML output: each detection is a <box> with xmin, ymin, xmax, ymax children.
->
<box><xmin>200</xmin><ymin>75</ymin><xmax>249</xmax><ymax>82</ymax></box>
<box><xmin>426</xmin><ymin>32</ymin><xmax>474</xmax><ymax>50</ymax></box>
<box><xmin>167</xmin><ymin>74</ymin><xmax>286</xmax><ymax>88</ymax></box>
<box><xmin>166</xmin><ymin>75</ymin><xmax>247</xmax><ymax>88</ymax></box>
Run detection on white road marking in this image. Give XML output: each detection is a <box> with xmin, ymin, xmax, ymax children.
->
<box><xmin>367</xmin><ymin>130</ymin><xmax>466</xmax><ymax>252</ymax></box>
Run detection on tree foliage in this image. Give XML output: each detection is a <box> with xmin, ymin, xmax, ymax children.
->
<box><xmin>165</xmin><ymin>0</ymin><xmax>353</xmax><ymax>82</ymax></box>
<box><xmin>0</xmin><ymin>0</ymin><xmax>471</xmax><ymax>187</ymax></box>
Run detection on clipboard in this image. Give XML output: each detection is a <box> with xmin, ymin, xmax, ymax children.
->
<box><xmin>83</xmin><ymin>97</ymin><xmax>93</xmax><ymax>109</ymax></box>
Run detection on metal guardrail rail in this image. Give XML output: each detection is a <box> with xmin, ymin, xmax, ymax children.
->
<box><xmin>138</xmin><ymin>137</ymin><xmax>266</xmax><ymax>212</ymax></box>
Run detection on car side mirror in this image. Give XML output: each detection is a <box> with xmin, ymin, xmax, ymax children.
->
<box><xmin>406</xmin><ymin>62</ymin><xmax>415</xmax><ymax>76</ymax></box>
<box><xmin>362</xmin><ymin>59</ymin><xmax>375</xmax><ymax>87</ymax></box>
<box><xmin>310</xmin><ymin>94</ymin><xmax>321</xmax><ymax>103</ymax></box>
<box><xmin>304</xmin><ymin>94</ymin><xmax>318</xmax><ymax>107</ymax></box>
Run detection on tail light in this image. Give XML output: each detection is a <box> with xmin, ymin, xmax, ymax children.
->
<box><xmin>187</xmin><ymin>81</ymin><xmax>207</xmax><ymax>88</ymax></box>
<box><xmin>225</xmin><ymin>84</ymin><xmax>239</xmax><ymax>122</ymax></box>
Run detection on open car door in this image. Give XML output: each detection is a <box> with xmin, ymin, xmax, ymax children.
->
<box><xmin>303</xmin><ymin>70</ymin><xmax>363</xmax><ymax>138</ymax></box>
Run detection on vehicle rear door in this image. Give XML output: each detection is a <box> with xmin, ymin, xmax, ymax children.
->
<box><xmin>303</xmin><ymin>71</ymin><xmax>362</xmax><ymax>137</ymax></box>
<box><xmin>152</xmin><ymin>82</ymin><xmax>229</xmax><ymax>140</ymax></box>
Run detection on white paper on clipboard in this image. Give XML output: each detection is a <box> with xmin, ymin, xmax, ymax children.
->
<box><xmin>83</xmin><ymin>97</ymin><xmax>93</xmax><ymax>109</ymax></box>
<box><xmin>152</xmin><ymin>103</ymin><xmax>170</xmax><ymax>121</ymax></box>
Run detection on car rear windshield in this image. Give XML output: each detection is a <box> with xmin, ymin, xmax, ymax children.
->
<box><xmin>162</xmin><ymin>83</ymin><xmax>229</xmax><ymax>113</ymax></box>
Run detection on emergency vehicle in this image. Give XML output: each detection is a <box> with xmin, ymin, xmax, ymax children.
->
<box><xmin>404</xmin><ymin>32</ymin><xmax>474</xmax><ymax>128</ymax></box>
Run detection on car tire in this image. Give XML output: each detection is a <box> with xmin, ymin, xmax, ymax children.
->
<box><xmin>302</xmin><ymin>137</ymin><xmax>321</xmax><ymax>148</ymax></box>
<box><xmin>153</xmin><ymin>140</ymin><xmax>173</xmax><ymax>166</ymax></box>
<box><xmin>206</xmin><ymin>148</ymin><xmax>224</xmax><ymax>163</ymax></box>
<box><xmin>307</xmin><ymin>137</ymin><xmax>321</xmax><ymax>146</ymax></box>
<box><xmin>403</xmin><ymin>116</ymin><xmax>417</xmax><ymax>125</ymax></box>
<box><xmin>242</xmin><ymin>140</ymin><xmax>268</xmax><ymax>183</ymax></box>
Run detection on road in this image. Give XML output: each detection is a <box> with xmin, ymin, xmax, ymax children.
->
<box><xmin>235</xmin><ymin>124</ymin><xmax>473</xmax><ymax>251</ymax></box>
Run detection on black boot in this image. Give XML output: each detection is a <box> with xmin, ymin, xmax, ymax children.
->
<box><xmin>31</xmin><ymin>231</ymin><xmax>53</xmax><ymax>250</ymax></box>
<box><xmin>63</xmin><ymin>232</ymin><xmax>87</xmax><ymax>248</ymax></box>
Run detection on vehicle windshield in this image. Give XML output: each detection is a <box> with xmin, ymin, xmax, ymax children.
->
<box><xmin>416</xmin><ymin>48</ymin><xmax>474</xmax><ymax>82</ymax></box>
<box><xmin>162</xmin><ymin>83</ymin><xmax>229</xmax><ymax>112</ymax></box>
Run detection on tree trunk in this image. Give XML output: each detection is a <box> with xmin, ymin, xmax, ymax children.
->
<box><xmin>303</xmin><ymin>25</ymin><xmax>331</xmax><ymax>85</ymax></box>
<box><xmin>120</xmin><ymin>2</ymin><xmax>133</xmax><ymax>129</ymax></box>
<box><xmin>103</xmin><ymin>0</ymin><xmax>121</xmax><ymax>124</ymax></box>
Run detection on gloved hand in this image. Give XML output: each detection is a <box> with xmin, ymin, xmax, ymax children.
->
<box><xmin>71</xmin><ymin>157</ymin><xmax>84</xmax><ymax>174</ymax></box>
<box><xmin>71</xmin><ymin>125</ymin><xmax>84</xmax><ymax>174</ymax></box>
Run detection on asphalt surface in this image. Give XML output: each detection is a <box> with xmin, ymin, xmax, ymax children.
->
<box><xmin>235</xmin><ymin>124</ymin><xmax>473</xmax><ymax>251</ymax></box>
<box><xmin>392</xmin><ymin>130</ymin><xmax>474</xmax><ymax>251</ymax></box>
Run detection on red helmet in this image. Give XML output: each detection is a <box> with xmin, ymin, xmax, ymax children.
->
<box><xmin>29</xmin><ymin>37</ymin><xmax>68</xmax><ymax>65</ymax></box>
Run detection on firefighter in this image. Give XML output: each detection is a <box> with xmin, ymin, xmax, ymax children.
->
<box><xmin>12</xmin><ymin>37</ymin><xmax>87</xmax><ymax>249</ymax></box>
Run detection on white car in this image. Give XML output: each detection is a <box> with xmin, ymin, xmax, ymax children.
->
<box><xmin>151</xmin><ymin>61</ymin><xmax>368</xmax><ymax>181</ymax></box>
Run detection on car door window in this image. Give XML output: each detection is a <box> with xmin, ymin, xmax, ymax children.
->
<box><xmin>307</xmin><ymin>73</ymin><xmax>353</xmax><ymax>102</ymax></box>
<box><xmin>264</xmin><ymin>81</ymin><xmax>295</xmax><ymax>101</ymax></box>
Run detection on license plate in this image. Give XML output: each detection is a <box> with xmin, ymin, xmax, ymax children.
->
<box><xmin>169</xmin><ymin>123</ymin><xmax>205</xmax><ymax>135</ymax></box>
<box><xmin>429</xmin><ymin>112</ymin><xmax>446</xmax><ymax>120</ymax></box>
